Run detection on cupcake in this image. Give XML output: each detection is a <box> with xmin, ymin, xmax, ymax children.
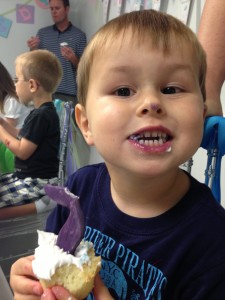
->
<box><xmin>32</xmin><ymin>186</ymin><xmax>101</xmax><ymax>299</ymax></box>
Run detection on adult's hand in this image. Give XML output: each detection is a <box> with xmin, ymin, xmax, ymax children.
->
<box><xmin>60</xmin><ymin>46</ymin><xmax>79</xmax><ymax>66</ymax></box>
<box><xmin>27</xmin><ymin>36</ymin><xmax>40</xmax><ymax>50</ymax></box>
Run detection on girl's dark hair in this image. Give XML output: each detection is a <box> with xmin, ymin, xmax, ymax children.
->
<box><xmin>0</xmin><ymin>62</ymin><xmax>17</xmax><ymax>113</ymax></box>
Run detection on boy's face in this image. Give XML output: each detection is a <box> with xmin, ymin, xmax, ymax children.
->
<box><xmin>76</xmin><ymin>32</ymin><xmax>206</xmax><ymax>178</ymax></box>
<box><xmin>14</xmin><ymin>65</ymin><xmax>31</xmax><ymax>105</ymax></box>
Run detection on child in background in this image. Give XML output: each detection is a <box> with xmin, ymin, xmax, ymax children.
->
<box><xmin>0</xmin><ymin>61</ymin><xmax>32</xmax><ymax>129</ymax></box>
<box><xmin>0</xmin><ymin>50</ymin><xmax>62</xmax><ymax>211</ymax></box>
<box><xmin>0</xmin><ymin>62</ymin><xmax>33</xmax><ymax>175</ymax></box>
<box><xmin>10</xmin><ymin>10</ymin><xmax>225</xmax><ymax>300</ymax></box>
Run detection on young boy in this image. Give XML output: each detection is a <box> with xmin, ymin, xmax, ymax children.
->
<box><xmin>10</xmin><ymin>10</ymin><xmax>225</xmax><ymax>300</ymax></box>
<box><xmin>0</xmin><ymin>50</ymin><xmax>62</xmax><ymax>210</ymax></box>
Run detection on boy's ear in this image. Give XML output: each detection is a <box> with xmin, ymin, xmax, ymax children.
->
<box><xmin>29</xmin><ymin>79</ymin><xmax>39</xmax><ymax>92</ymax></box>
<box><xmin>75</xmin><ymin>104</ymin><xmax>94</xmax><ymax>146</ymax></box>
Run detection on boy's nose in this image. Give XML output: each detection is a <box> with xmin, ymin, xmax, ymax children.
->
<box><xmin>138</xmin><ymin>96</ymin><xmax>164</xmax><ymax>116</ymax></box>
<box><xmin>148</xmin><ymin>103</ymin><xmax>162</xmax><ymax>114</ymax></box>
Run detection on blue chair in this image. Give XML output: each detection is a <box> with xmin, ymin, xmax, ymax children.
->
<box><xmin>54</xmin><ymin>99</ymin><xmax>74</xmax><ymax>186</ymax></box>
<box><xmin>201</xmin><ymin>116</ymin><xmax>225</xmax><ymax>203</ymax></box>
<box><xmin>182</xmin><ymin>116</ymin><xmax>225</xmax><ymax>204</ymax></box>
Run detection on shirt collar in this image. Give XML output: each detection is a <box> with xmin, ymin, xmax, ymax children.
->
<box><xmin>53</xmin><ymin>22</ymin><xmax>72</xmax><ymax>33</ymax></box>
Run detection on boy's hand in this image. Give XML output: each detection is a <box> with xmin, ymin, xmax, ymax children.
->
<box><xmin>10</xmin><ymin>255</ymin><xmax>43</xmax><ymax>299</ymax></box>
<box><xmin>41</xmin><ymin>287</ymin><xmax>77</xmax><ymax>300</ymax></box>
<box><xmin>10</xmin><ymin>257</ymin><xmax>113</xmax><ymax>300</ymax></box>
<box><xmin>93</xmin><ymin>275</ymin><xmax>114</xmax><ymax>300</ymax></box>
<box><xmin>41</xmin><ymin>275</ymin><xmax>114</xmax><ymax>300</ymax></box>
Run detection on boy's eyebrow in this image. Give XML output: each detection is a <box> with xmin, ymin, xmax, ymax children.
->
<box><xmin>163</xmin><ymin>63</ymin><xmax>196</xmax><ymax>75</ymax></box>
<box><xmin>107</xmin><ymin>65</ymin><xmax>133</xmax><ymax>73</ymax></box>
<box><xmin>107</xmin><ymin>63</ymin><xmax>194</xmax><ymax>73</ymax></box>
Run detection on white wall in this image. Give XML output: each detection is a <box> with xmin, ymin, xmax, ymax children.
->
<box><xmin>1</xmin><ymin>1</ymin><xmax>50</xmax><ymax>76</ymax></box>
<box><xmin>1</xmin><ymin>0</ymin><xmax>224</xmax><ymax>205</ymax></box>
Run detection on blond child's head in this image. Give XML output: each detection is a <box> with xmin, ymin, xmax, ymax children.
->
<box><xmin>75</xmin><ymin>9</ymin><xmax>207</xmax><ymax>176</ymax></box>
<box><xmin>77</xmin><ymin>9</ymin><xmax>206</xmax><ymax>107</ymax></box>
<box><xmin>15</xmin><ymin>49</ymin><xmax>62</xmax><ymax>94</ymax></box>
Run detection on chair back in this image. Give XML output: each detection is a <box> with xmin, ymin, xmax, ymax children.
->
<box><xmin>54</xmin><ymin>100</ymin><xmax>74</xmax><ymax>186</ymax></box>
<box><xmin>182</xmin><ymin>116</ymin><xmax>225</xmax><ymax>203</ymax></box>
<box><xmin>201</xmin><ymin>116</ymin><xmax>225</xmax><ymax>203</ymax></box>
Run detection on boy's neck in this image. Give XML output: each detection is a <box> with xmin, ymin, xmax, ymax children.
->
<box><xmin>33</xmin><ymin>96</ymin><xmax>52</xmax><ymax>108</ymax></box>
<box><xmin>110</xmin><ymin>168</ymin><xmax>190</xmax><ymax>218</ymax></box>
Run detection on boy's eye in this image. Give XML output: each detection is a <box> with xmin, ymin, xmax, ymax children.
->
<box><xmin>161</xmin><ymin>86</ymin><xmax>181</xmax><ymax>94</ymax></box>
<box><xmin>115</xmin><ymin>87</ymin><xmax>133</xmax><ymax>97</ymax></box>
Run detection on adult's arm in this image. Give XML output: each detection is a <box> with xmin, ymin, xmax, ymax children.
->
<box><xmin>198</xmin><ymin>0</ymin><xmax>225</xmax><ymax>116</ymax></box>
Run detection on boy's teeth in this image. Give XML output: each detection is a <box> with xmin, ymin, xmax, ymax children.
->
<box><xmin>130</xmin><ymin>131</ymin><xmax>169</xmax><ymax>142</ymax></box>
<box><xmin>152</xmin><ymin>131</ymin><xmax>158</xmax><ymax>138</ymax></box>
<box><xmin>139</xmin><ymin>138</ymin><xmax>164</xmax><ymax>146</ymax></box>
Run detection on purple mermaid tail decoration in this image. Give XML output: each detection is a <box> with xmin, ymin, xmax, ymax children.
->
<box><xmin>44</xmin><ymin>185</ymin><xmax>84</xmax><ymax>254</ymax></box>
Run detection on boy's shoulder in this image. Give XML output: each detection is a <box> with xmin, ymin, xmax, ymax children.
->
<box><xmin>69</xmin><ymin>163</ymin><xmax>107</xmax><ymax>182</ymax></box>
<box><xmin>76</xmin><ymin>162</ymin><xmax>106</xmax><ymax>172</ymax></box>
<box><xmin>35</xmin><ymin>102</ymin><xmax>56</xmax><ymax>112</ymax></box>
<box><xmin>66</xmin><ymin>163</ymin><xmax>107</xmax><ymax>194</ymax></box>
<box><xmin>186</xmin><ymin>173</ymin><xmax>225</xmax><ymax>234</ymax></box>
<box><xmin>25</xmin><ymin>102</ymin><xmax>58</xmax><ymax>127</ymax></box>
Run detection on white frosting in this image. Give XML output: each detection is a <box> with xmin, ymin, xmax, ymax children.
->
<box><xmin>60</xmin><ymin>42</ymin><xmax>68</xmax><ymax>47</ymax></box>
<box><xmin>32</xmin><ymin>230</ymin><xmax>93</xmax><ymax>280</ymax></box>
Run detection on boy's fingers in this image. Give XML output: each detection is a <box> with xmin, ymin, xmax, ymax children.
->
<box><xmin>51</xmin><ymin>286</ymin><xmax>77</xmax><ymax>300</ymax></box>
<box><xmin>93</xmin><ymin>275</ymin><xmax>114</xmax><ymax>300</ymax></box>
<box><xmin>10</xmin><ymin>256</ymin><xmax>43</xmax><ymax>296</ymax></box>
<box><xmin>41</xmin><ymin>288</ymin><xmax>56</xmax><ymax>300</ymax></box>
<box><xmin>13</xmin><ymin>294</ymin><xmax>41</xmax><ymax>300</ymax></box>
<box><xmin>12</xmin><ymin>275</ymin><xmax>42</xmax><ymax>300</ymax></box>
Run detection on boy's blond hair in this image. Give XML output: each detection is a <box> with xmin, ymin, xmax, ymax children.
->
<box><xmin>77</xmin><ymin>9</ymin><xmax>206</xmax><ymax>106</ymax></box>
<box><xmin>15</xmin><ymin>49</ymin><xmax>62</xmax><ymax>94</ymax></box>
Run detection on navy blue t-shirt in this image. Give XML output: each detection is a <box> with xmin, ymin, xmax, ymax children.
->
<box><xmin>46</xmin><ymin>163</ymin><xmax>225</xmax><ymax>299</ymax></box>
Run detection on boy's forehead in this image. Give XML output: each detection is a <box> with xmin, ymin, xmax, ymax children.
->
<box><xmin>93</xmin><ymin>30</ymin><xmax>193</xmax><ymax>59</ymax></box>
<box><xmin>89</xmin><ymin>33</ymin><xmax>199</xmax><ymax>79</ymax></box>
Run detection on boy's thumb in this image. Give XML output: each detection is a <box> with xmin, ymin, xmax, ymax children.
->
<box><xmin>93</xmin><ymin>274</ymin><xmax>114</xmax><ymax>300</ymax></box>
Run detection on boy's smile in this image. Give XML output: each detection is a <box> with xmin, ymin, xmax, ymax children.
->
<box><xmin>79</xmin><ymin>32</ymin><xmax>206</xmax><ymax>178</ymax></box>
<box><xmin>128</xmin><ymin>126</ymin><xmax>172</xmax><ymax>153</ymax></box>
